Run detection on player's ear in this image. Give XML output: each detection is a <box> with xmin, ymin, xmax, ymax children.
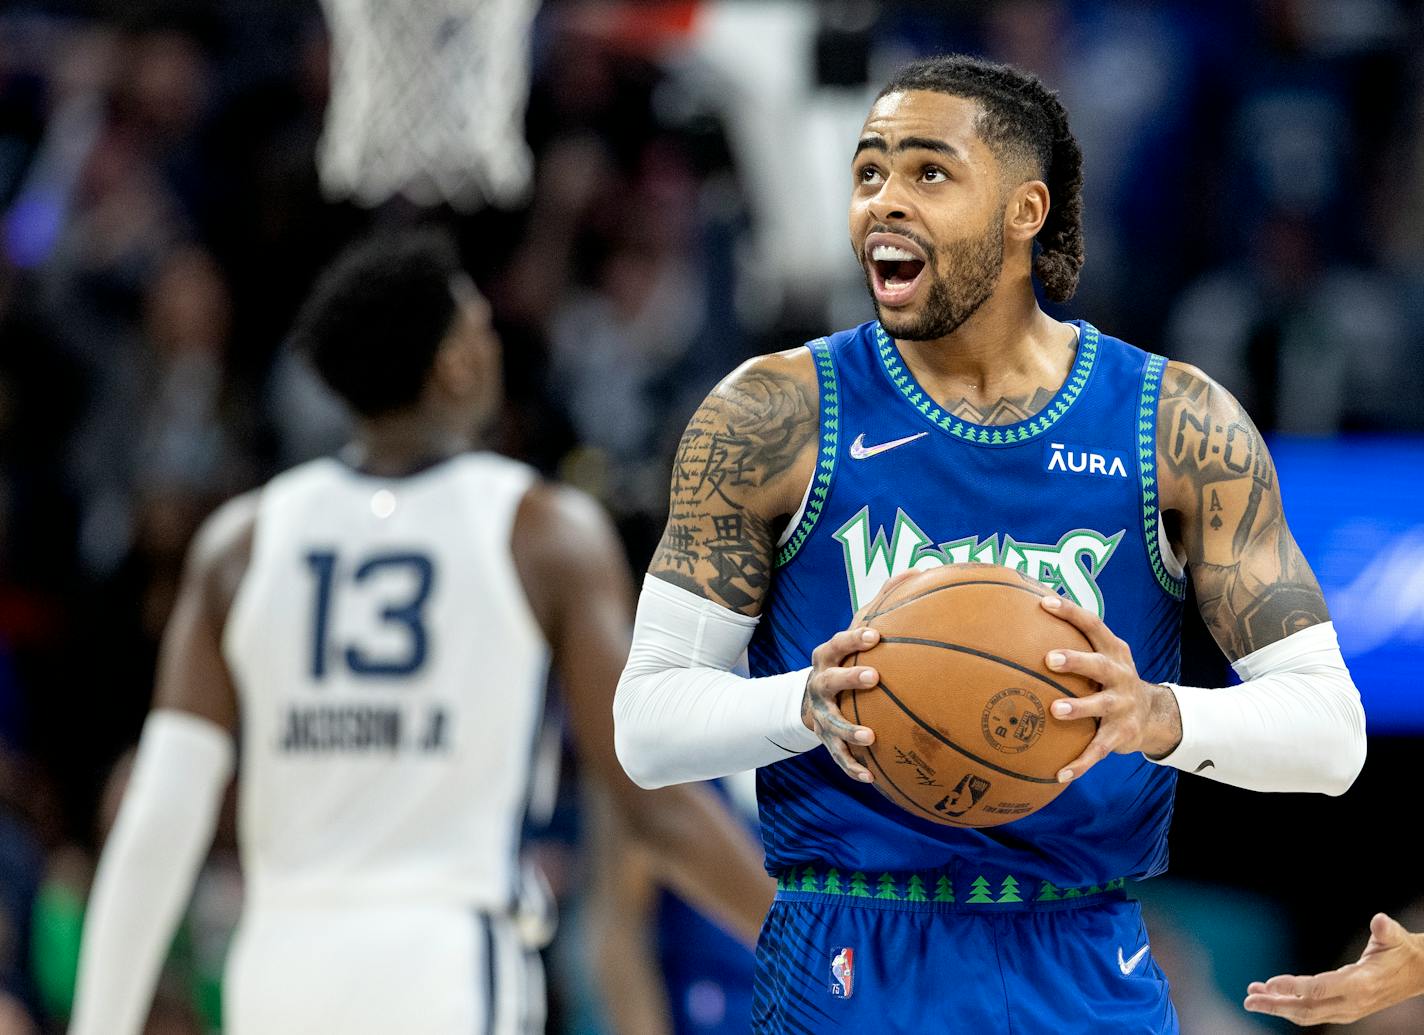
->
<box><xmin>1005</xmin><ymin>179</ymin><xmax>1049</xmax><ymax>243</ymax></box>
<box><xmin>433</xmin><ymin>274</ymin><xmax>498</xmax><ymax>399</ymax></box>
<box><xmin>433</xmin><ymin>334</ymin><xmax>481</xmax><ymax>400</ymax></box>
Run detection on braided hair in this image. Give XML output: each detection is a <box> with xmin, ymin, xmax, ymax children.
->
<box><xmin>878</xmin><ymin>55</ymin><xmax>1085</xmax><ymax>303</ymax></box>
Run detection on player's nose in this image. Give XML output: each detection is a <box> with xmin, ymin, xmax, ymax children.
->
<box><xmin>867</xmin><ymin>174</ymin><xmax>917</xmax><ymax>223</ymax></box>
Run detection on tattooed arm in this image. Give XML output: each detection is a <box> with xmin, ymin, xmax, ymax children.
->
<box><xmin>1137</xmin><ymin>361</ymin><xmax>1365</xmax><ymax>793</ymax></box>
<box><xmin>648</xmin><ymin>351</ymin><xmax>818</xmax><ymax>614</ymax></box>
<box><xmin>1040</xmin><ymin>360</ymin><xmax>1363</xmax><ymax>790</ymax></box>
<box><xmin>1156</xmin><ymin>362</ymin><xmax>1328</xmax><ymax>659</ymax></box>
<box><xmin>615</xmin><ymin>351</ymin><xmax>889</xmax><ymax>789</ymax></box>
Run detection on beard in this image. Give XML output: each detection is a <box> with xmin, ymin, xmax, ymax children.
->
<box><xmin>864</xmin><ymin>206</ymin><xmax>1006</xmax><ymax>341</ymax></box>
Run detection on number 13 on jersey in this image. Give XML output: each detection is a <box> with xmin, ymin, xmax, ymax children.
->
<box><xmin>305</xmin><ymin>550</ymin><xmax>436</xmax><ymax>680</ymax></box>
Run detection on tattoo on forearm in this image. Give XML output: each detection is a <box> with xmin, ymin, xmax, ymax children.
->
<box><xmin>650</xmin><ymin>367</ymin><xmax>815</xmax><ymax>613</ymax></box>
<box><xmin>1158</xmin><ymin>365</ymin><xmax>1329</xmax><ymax>659</ymax></box>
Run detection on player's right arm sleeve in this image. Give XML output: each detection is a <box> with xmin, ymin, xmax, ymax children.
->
<box><xmin>69</xmin><ymin>710</ymin><xmax>234</xmax><ymax>1035</ymax></box>
<box><xmin>614</xmin><ymin>575</ymin><xmax>820</xmax><ymax>789</ymax></box>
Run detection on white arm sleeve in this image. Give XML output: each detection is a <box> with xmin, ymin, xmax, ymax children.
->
<box><xmin>614</xmin><ymin>575</ymin><xmax>820</xmax><ymax>789</ymax></box>
<box><xmin>69</xmin><ymin>710</ymin><xmax>235</xmax><ymax>1035</ymax></box>
<box><xmin>1148</xmin><ymin>622</ymin><xmax>1366</xmax><ymax>795</ymax></box>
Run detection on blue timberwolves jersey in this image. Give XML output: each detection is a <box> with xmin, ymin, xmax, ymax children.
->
<box><xmin>748</xmin><ymin>320</ymin><xmax>1186</xmax><ymax>891</ymax></box>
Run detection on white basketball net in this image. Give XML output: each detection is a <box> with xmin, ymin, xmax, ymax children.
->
<box><xmin>317</xmin><ymin>0</ymin><xmax>540</xmax><ymax>211</ymax></box>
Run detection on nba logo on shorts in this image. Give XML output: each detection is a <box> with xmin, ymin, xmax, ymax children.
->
<box><xmin>830</xmin><ymin>947</ymin><xmax>855</xmax><ymax>999</ymax></box>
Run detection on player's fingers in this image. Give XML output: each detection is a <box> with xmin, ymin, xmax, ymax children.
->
<box><xmin>1242</xmin><ymin>993</ymin><xmax>1326</xmax><ymax>1024</ymax></box>
<box><xmin>814</xmin><ymin>665</ymin><xmax>880</xmax><ymax>694</ymax></box>
<box><xmin>810</xmin><ymin>690</ymin><xmax>874</xmax><ymax>746</ymax></box>
<box><xmin>1372</xmin><ymin>912</ymin><xmax>1407</xmax><ymax>945</ymax></box>
<box><xmin>1057</xmin><ymin>731</ymin><xmax>1113</xmax><ymax>783</ymax></box>
<box><xmin>1049</xmin><ymin>689</ymin><xmax>1115</xmax><ymax>721</ymax></box>
<box><xmin>1044</xmin><ymin>649</ymin><xmax>1114</xmax><ymax>685</ymax></box>
<box><xmin>1266</xmin><ymin>970</ymin><xmax>1356</xmax><ymax>1004</ymax></box>
<box><xmin>1258</xmin><ymin>995</ymin><xmax>1355</xmax><ymax>1026</ymax></box>
<box><xmin>823</xmin><ymin>731</ymin><xmax>874</xmax><ymax>783</ymax></box>
<box><xmin>813</xmin><ymin>626</ymin><xmax>880</xmax><ymax>667</ymax></box>
<box><xmin>1262</xmin><ymin>974</ymin><xmax>1321</xmax><ymax>998</ymax></box>
<box><xmin>1039</xmin><ymin>594</ymin><xmax>1122</xmax><ymax>654</ymax></box>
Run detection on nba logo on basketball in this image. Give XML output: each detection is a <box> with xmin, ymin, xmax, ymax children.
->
<box><xmin>830</xmin><ymin>947</ymin><xmax>855</xmax><ymax>999</ymax></box>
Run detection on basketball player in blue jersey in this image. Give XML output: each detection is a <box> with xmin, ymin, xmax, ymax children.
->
<box><xmin>615</xmin><ymin>55</ymin><xmax>1367</xmax><ymax>1033</ymax></box>
<box><xmin>66</xmin><ymin>230</ymin><xmax>774</xmax><ymax>1035</ymax></box>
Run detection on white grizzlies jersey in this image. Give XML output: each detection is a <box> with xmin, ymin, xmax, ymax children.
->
<box><xmin>223</xmin><ymin>453</ymin><xmax>549</xmax><ymax>913</ymax></box>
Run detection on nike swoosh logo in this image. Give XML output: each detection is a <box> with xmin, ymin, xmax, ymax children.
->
<box><xmin>1118</xmin><ymin>945</ymin><xmax>1150</xmax><ymax>976</ymax></box>
<box><xmin>1193</xmin><ymin>759</ymin><xmax>1215</xmax><ymax>773</ymax></box>
<box><xmin>849</xmin><ymin>432</ymin><xmax>928</xmax><ymax>459</ymax></box>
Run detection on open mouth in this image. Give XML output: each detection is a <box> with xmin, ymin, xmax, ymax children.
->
<box><xmin>866</xmin><ymin>237</ymin><xmax>927</xmax><ymax>307</ymax></box>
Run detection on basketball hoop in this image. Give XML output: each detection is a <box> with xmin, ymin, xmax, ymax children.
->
<box><xmin>316</xmin><ymin>0</ymin><xmax>540</xmax><ymax>212</ymax></box>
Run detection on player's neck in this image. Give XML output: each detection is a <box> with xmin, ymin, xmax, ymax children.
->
<box><xmin>891</xmin><ymin>291</ymin><xmax>1075</xmax><ymax>421</ymax></box>
<box><xmin>345</xmin><ymin>412</ymin><xmax>473</xmax><ymax>477</ymax></box>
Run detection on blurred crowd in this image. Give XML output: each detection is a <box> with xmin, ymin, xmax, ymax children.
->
<box><xmin>1</xmin><ymin>0</ymin><xmax>1423</xmax><ymax>1031</ymax></box>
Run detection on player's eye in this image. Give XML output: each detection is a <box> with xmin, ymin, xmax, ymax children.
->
<box><xmin>922</xmin><ymin>165</ymin><xmax>947</xmax><ymax>183</ymax></box>
<box><xmin>857</xmin><ymin>164</ymin><xmax>883</xmax><ymax>185</ymax></box>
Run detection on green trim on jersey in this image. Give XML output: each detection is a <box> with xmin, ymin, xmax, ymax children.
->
<box><xmin>874</xmin><ymin>322</ymin><xmax>1100</xmax><ymax>445</ymax></box>
<box><xmin>772</xmin><ymin>865</ymin><xmax>1128</xmax><ymax>910</ymax></box>
<box><xmin>1138</xmin><ymin>354</ymin><xmax>1188</xmax><ymax>600</ymax></box>
<box><xmin>776</xmin><ymin>340</ymin><xmax>839</xmax><ymax>568</ymax></box>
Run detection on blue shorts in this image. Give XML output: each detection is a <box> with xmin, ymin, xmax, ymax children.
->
<box><xmin>752</xmin><ymin>870</ymin><xmax>1177</xmax><ymax>1034</ymax></box>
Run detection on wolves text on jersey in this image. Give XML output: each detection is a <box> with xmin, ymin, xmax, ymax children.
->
<box><xmin>833</xmin><ymin>506</ymin><xmax>1123</xmax><ymax>616</ymax></box>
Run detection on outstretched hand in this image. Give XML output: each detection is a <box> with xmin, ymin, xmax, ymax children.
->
<box><xmin>1244</xmin><ymin>913</ymin><xmax>1424</xmax><ymax>1026</ymax></box>
<box><xmin>1037</xmin><ymin>594</ymin><xmax>1183</xmax><ymax>782</ymax></box>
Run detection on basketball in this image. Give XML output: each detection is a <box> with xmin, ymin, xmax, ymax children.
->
<box><xmin>845</xmin><ymin>564</ymin><xmax>1098</xmax><ymax>828</ymax></box>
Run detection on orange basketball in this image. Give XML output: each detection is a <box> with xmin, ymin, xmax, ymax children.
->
<box><xmin>845</xmin><ymin>563</ymin><xmax>1098</xmax><ymax>828</ymax></box>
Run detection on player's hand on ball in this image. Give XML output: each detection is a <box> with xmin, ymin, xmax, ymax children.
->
<box><xmin>801</xmin><ymin>573</ymin><xmax>920</xmax><ymax>784</ymax></box>
<box><xmin>1038</xmin><ymin>594</ymin><xmax>1182</xmax><ymax>782</ymax></box>
<box><xmin>802</xmin><ymin>624</ymin><xmax>882</xmax><ymax>784</ymax></box>
<box><xmin>1243</xmin><ymin>913</ymin><xmax>1424</xmax><ymax>1026</ymax></box>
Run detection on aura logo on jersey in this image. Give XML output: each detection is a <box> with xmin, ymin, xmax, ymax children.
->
<box><xmin>834</xmin><ymin>506</ymin><xmax>1123</xmax><ymax>615</ymax></box>
<box><xmin>1045</xmin><ymin>441</ymin><xmax>1130</xmax><ymax>479</ymax></box>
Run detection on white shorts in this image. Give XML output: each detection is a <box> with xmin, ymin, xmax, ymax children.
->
<box><xmin>224</xmin><ymin>904</ymin><xmax>544</xmax><ymax>1034</ymax></box>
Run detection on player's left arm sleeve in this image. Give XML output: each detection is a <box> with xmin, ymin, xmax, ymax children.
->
<box><xmin>1154</xmin><ymin>362</ymin><xmax>1366</xmax><ymax>795</ymax></box>
<box><xmin>68</xmin><ymin>711</ymin><xmax>234</xmax><ymax>1035</ymax></box>
<box><xmin>1147</xmin><ymin>621</ymin><xmax>1365</xmax><ymax>794</ymax></box>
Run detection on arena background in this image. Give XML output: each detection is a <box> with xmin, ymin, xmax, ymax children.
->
<box><xmin>1</xmin><ymin>0</ymin><xmax>1422</xmax><ymax>1032</ymax></box>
